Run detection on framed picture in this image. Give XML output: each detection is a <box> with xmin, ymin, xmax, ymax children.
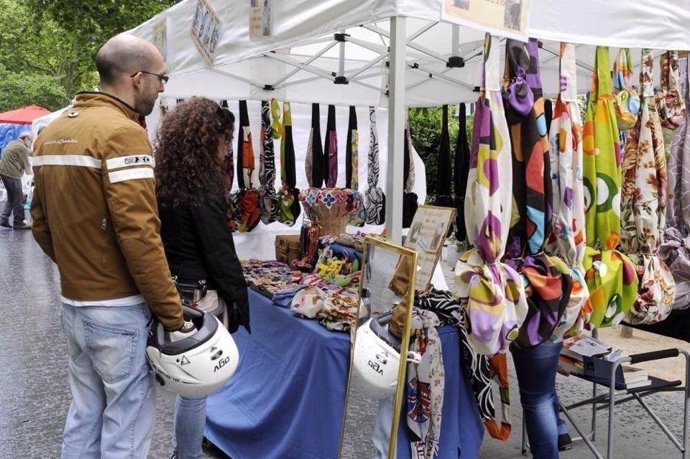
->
<box><xmin>441</xmin><ymin>0</ymin><xmax>532</xmax><ymax>40</ymax></box>
<box><xmin>402</xmin><ymin>205</ymin><xmax>456</xmax><ymax>291</ymax></box>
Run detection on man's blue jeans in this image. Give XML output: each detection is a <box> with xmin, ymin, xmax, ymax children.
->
<box><xmin>510</xmin><ymin>340</ymin><xmax>563</xmax><ymax>459</ymax></box>
<box><xmin>174</xmin><ymin>395</ymin><xmax>207</xmax><ymax>459</ymax></box>
<box><xmin>60</xmin><ymin>302</ymin><xmax>155</xmax><ymax>458</ymax></box>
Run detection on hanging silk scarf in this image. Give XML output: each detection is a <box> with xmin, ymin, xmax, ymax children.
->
<box><xmin>657</xmin><ymin>50</ymin><xmax>687</xmax><ymax>130</ymax></box>
<box><xmin>581</xmin><ymin>47</ymin><xmax>638</xmax><ymax>328</ymax></box>
<box><xmin>234</xmin><ymin>100</ymin><xmax>261</xmax><ymax>232</ymax></box>
<box><xmin>546</xmin><ymin>43</ymin><xmax>592</xmax><ymax>339</ymax></box>
<box><xmin>403</xmin><ymin>127</ymin><xmax>419</xmax><ymax>228</ymax></box>
<box><xmin>324</xmin><ymin>105</ymin><xmax>338</xmax><ymax>188</ymax></box>
<box><xmin>219</xmin><ymin>101</ymin><xmax>238</xmax><ymax>232</ymax></box>
<box><xmin>305</xmin><ymin>103</ymin><xmax>325</xmax><ymax>188</ymax></box>
<box><xmin>502</xmin><ymin>38</ymin><xmax>571</xmax><ymax>349</ymax></box>
<box><xmin>406</xmin><ymin>308</ymin><xmax>444</xmax><ymax>459</ymax></box>
<box><xmin>612</xmin><ymin>48</ymin><xmax>640</xmax><ymax>131</ymax></box>
<box><xmin>455</xmin><ymin>34</ymin><xmax>528</xmax><ymax>358</ymax></box>
<box><xmin>277</xmin><ymin>101</ymin><xmax>301</xmax><ymax>226</ymax></box>
<box><xmin>454</xmin><ymin>103</ymin><xmax>471</xmax><ymax>244</ymax></box>
<box><xmin>345</xmin><ymin>106</ymin><xmax>366</xmax><ymax>227</ymax></box>
<box><xmin>364</xmin><ymin>106</ymin><xmax>386</xmax><ymax>224</ymax></box>
<box><xmin>259</xmin><ymin>100</ymin><xmax>279</xmax><ymax>224</ymax></box>
<box><xmin>620</xmin><ymin>49</ymin><xmax>675</xmax><ymax>325</ymax></box>
<box><xmin>661</xmin><ymin>56</ymin><xmax>690</xmax><ymax>310</ymax></box>
<box><xmin>434</xmin><ymin>105</ymin><xmax>453</xmax><ymax>207</ymax></box>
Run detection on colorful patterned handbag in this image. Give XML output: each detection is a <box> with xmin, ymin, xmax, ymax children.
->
<box><xmin>613</xmin><ymin>48</ymin><xmax>640</xmax><ymax>130</ymax></box>
<box><xmin>657</xmin><ymin>50</ymin><xmax>687</xmax><ymax>130</ymax></box>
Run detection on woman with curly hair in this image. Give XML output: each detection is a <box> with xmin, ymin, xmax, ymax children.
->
<box><xmin>155</xmin><ymin>96</ymin><xmax>250</xmax><ymax>459</ymax></box>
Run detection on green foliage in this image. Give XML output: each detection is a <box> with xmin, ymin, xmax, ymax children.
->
<box><xmin>0</xmin><ymin>0</ymin><xmax>175</xmax><ymax>112</ymax></box>
<box><xmin>408</xmin><ymin>106</ymin><xmax>473</xmax><ymax>202</ymax></box>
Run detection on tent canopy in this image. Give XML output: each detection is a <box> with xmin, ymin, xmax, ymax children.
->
<box><xmin>129</xmin><ymin>0</ymin><xmax>690</xmax><ymax>107</ymax></box>
<box><xmin>0</xmin><ymin>105</ymin><xmax>51</xmax><ymax>124</ymax></box>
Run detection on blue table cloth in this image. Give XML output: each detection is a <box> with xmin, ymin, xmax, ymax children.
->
<box><xmin>205</xmin><ymin>288</ymin><xmax>483</xmax><ymax>458</ymax></box>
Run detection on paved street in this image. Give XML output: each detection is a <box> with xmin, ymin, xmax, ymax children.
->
<box><xmin>1</xmin><ymin>225</ymin><xmax>689</xmax><ymax>458</ymax></box>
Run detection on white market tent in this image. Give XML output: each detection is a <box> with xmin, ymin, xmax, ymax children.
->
<box><xmin>128</xmin><ymin>0</ymin><xmax>690</xmax><ymax>248</ymax></box>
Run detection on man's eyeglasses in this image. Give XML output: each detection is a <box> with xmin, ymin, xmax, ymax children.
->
<box><xmin>130</xmin><ymin>70</ymin><xmax>169</xmax><ymax>84</ymax></box>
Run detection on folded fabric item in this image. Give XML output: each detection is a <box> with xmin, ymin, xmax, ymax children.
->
<box><xmin>317</xmin><ymin>288</ymin><xmax>359</xmax><ymax>332</ymax></box>
<box><xmin>291</xmin><ymin>286</ymin><xmax>328</xmax><ymax>318</ymax></box>
<box><xmin>273</xmin><ymin>284</ymin><xmax>306</xmax><ymax>309</ymax></box>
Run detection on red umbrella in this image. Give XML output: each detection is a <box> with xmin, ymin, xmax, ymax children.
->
<box><xmin>0</xmin><ymin>105</ymin><xmax>51</xmax><ymax>124</ymax></box>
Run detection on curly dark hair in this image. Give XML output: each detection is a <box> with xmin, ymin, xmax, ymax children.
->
<box><xmin>155</xmin><ymin>96</ymin><xmax>234</xmax><ymax>208</ymax></box>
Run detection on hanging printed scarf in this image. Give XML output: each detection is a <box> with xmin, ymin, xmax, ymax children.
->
<box><xmin>434</xmin><ymin>105</ymin><xmax>453</xmax><ymax>207</ymax></box>
<box><xmin>502</xmin><ymin>38</ymin><xmax>571</xmax><ymax>349</ymax></box>
<box><xmin>305</xmin><ymin>103</ymin><xmax>325</xmax><ymax>188</ymax></box>
<box><xmin>657</xmin><ymin>50</ymin><xmax>687</xmax><ymax>130</ymax></box>
<box><xmin>406</xmin><ymin>308</ymin><xmax>444</xmax><ymax>459</ymax></box>
<box><xmin>546</xmin><ymin>43</ymin><xmax>592</xmax><ymax>339</ymax></box>
<box><xmin>661</xmin><ymin>56</ymin><xmax>690</xmax><ymax>311</ymax></box>
<box><xmin>346</xmin><ymin>106</ymin><xmax>366</xmax><ymax>227</ymax></box>
<box><xmin>620</xmin><ymin>49</ymin><xmax>675</xmax><ymax>325</ymax></box>
<box><xmin>455</xmin><ymin>34</ymin><xmax>528</xmax><ymax>357</ymax></box>
<box><xmin>414</xmin><ymin>288</ymin><xmax>511</xmax><ymax>442</ymax></box>
<box><xmin>454</xmin><ymin>103</ymin><xmax>471</xmax><ymax>244</ymax></box>
<box><xmin>581</xmin><ymin>47</ymin><xmax>638</xmax><ymax>327</ymax></box>
<box><xmin>277</xmin><ymin>101</ymin><xmax>302</xmax><ymax>226</ymax></box>
<box><xmin>234</xmin><ymin>100</ymin><xmax>261</xmax><ymax>232</ymax></box>
<box><xmin>259</xmin><ymin>100</ymin><xmax>279</xmax><ymax>224</ymax></box>
<box><xmin>324</xmin><ymin>105</ymin><xmax>338</xmax><ymax>188</ymax></box>
<box><xmin>613</xmin><ymin>48</ymin><xmax>640</xmax><ymax>131</ymax></box>
<box><xmin>364</xmin><ymin>106</ymin><xmax>386</xmax><ymax>224</ymax></box>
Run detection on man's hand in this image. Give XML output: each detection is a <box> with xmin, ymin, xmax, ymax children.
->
<box><xmin>168</xmin><ymin>320</ymin><xmax>196</xmax><ymax>343</ymax></box>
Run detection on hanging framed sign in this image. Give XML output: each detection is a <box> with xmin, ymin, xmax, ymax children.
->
<box><xmin>403</xmin><ymin>205</ymin><xmax>456</xmax><ymax>291</ymax></box>
<box><xmin>191</xmin><ymin>0</ymin><xmax>222</xmax><ymax>65</ymax></box>
<box><xmin>250</xmin><ymin>0</ymin><xmax>273</xmax><ymax>40</ymax></box>
<box><xmin>441</xmin><ymin>0</ymin><xmax>532</xmax><ymax>41</ymax></box>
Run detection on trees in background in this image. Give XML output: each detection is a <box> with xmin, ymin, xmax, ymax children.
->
<box><xmin>0</xmin><ymin>0</ymin><xmax>176</xmax><ymax>112</ymax></box>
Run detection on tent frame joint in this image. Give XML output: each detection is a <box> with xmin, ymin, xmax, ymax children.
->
<box><xmin>446</xmin><ymin>56</ymin><xmax>465</xmax><ymax>68</ymax></box>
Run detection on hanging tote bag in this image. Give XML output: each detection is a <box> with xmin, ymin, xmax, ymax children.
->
<box><xmin>364</xmin><ymin>106</ymin><xmax>386</xmax><ymax>224</ymax></box>
<box><xmin>277</xmin><ymin>101</ymin><xmax>301</xmax><ymax>226</ymax></box>
<box><xmin>612</xmin><ymin>48</ymin><xmax>640</xmax><ymax>131</ymax></box>
<box><xmin>345</xmin><ymin>106</ymin><xmax>366</xmax><ymax>227</ymax></box>
<box><xmin>434</xmin><ymin>105</ymin><xmax>453</xmax><ymax>207</ymax></box>
<box><xmin>657</xmin><ymin>50</ymin><xmax>687</xmax><ymax>130</ymax></box>
<box><xmin>620</xmin><ymin>49</ymin><xmax>675</xmax><ymax>325</ymax></box>
<box><xmin>454</xmin><ymin>103</ymin><xmax>471</xmax><ymax>243</ymax></box>
<box><xmin>305</xmin><ymin>103</ymin><xmax>325</xmax><ymax>188</ymax></box>
<box><xmin>324</xmin><ymin>105</ymin><xmax>338</xmax><ymax>188</ymax></box>
<box><xmin>402</xmin><ymin>126</ymin><xmax>418</xmax><ymax>228</ymax></box>
<box><xmin>259</xmin><ymin>100</ymin><xmax>279</xmax><ymax>225</ymax></box>
<box><xmin>581</xmin><ymin>47</ymin><xmax>639</xmax><ymax>328</ymax></box>
<box><xmin>455</xmin><ymin>34</ymin><xmax>528</xmax><ymax>357</ymax></box>
<box><xmin>547</xmin><ymin>43</ymin><xmax>592</xmax><ymax>339</ymax></box>
<box><xmin>502</xmin><ymin>38</ymin><xmax>571</xmax><ymax>349</ymax></box>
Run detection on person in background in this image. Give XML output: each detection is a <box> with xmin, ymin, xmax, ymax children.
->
<box><xmin>155</xmin><ymin>96</ymin><xmax>250</xmax><ymax>459</ymax></box>
<box><xmin>0</xmin><ymin>131</ymin><xmax>33</xmax><ymax>229</ymax></box>
<box><xmin>30</xmin><ymin>34</ymin><xmax>191</xmax><ymax>458</ymax></box>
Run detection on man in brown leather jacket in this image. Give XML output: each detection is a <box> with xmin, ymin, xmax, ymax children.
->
<box><xmin>31</xmin><ymin>34</ymin><xmax>187</xmax><ymax>457</ymax></box>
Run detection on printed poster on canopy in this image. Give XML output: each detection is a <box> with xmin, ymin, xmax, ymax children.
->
<box><xmin>441</xmin><ymin>0</ymin><xmax>532</xmax><ymax>41</ymax></box>
<box><xmin>403</xmin><ymin>205</ymin><xmax>456</xmax><ymax>291</ymax></box>
<box><xmin>152</xmin><ymin>18</ymin><xmax>168</xmax><ymax>63</ymax></box>
<box><xmin>191</xmin><ymin>0</ymin><xmax>223</xmax><ymax>65</ymax></box>
<box><xmin>249</xmin><ymin>0</ymin><xmax>273</xmax><ymax>40</ymax></box>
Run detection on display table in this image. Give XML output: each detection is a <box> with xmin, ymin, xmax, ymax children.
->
<box><xmin>205</xmin><ymin>288</ymin><xmax>483</xmax><ymax>458</ymax></box>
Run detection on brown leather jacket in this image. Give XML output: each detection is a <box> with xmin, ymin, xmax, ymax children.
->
<box><xmin>31</xmin><ymin>92</ymin><xmax>183</xmax><ymax>330</ymax></box>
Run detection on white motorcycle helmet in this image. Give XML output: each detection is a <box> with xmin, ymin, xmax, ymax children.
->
<box><xmin>146</xmin><ymin>306</ymin><xmax>239</xmax><ymax>398</ymax></box>
<box><xmin>352</xmin><ymin>313</ymin><xmax>419</xmax><ymax>400</ymax></box>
